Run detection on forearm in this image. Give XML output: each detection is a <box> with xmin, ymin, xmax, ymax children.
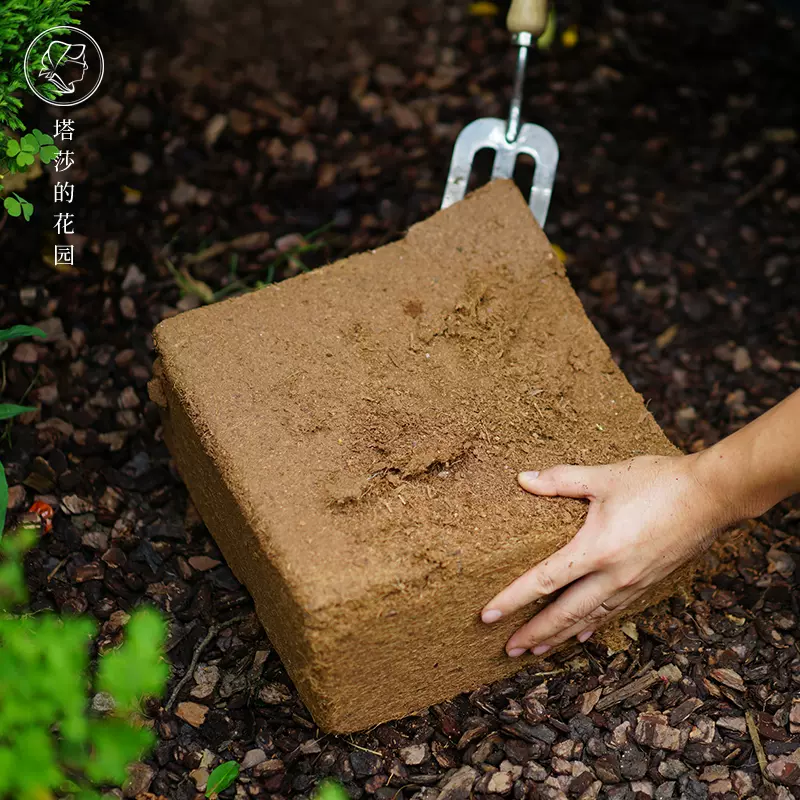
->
<box><xmin>693</xmin><ymin>389</ymin><xmax>800</xmax><ymax>523</ymax></box>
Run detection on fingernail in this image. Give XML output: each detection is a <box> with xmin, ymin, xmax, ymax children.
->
<box><xmin>519</xmin><ymin>471</ymin><xmax>540</xmax><ymax>484</ymax></box>
<box><xmin>507</xmin><ymin>647</ymin><xmax>527</xmax><ymax>658</ymax></box>
<box><xmin>577</xmin><ymin>630</ymin><xmax>593</xmax><ymax>643</ymax></box>
<box><xmin>482</xmin><ymin>609</ymin><xmax>503</xmax><ymax>624</ymax></box>
<box><xmin>532</xmin><ymin>644</ymin><xmax>551</xmax><ymax>656</ymax></box>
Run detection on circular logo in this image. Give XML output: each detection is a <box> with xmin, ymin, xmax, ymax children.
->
<box><xmin>24</xmin><ymin>26</ymin><xmax>104</xmax><ymax>107</ymax></box>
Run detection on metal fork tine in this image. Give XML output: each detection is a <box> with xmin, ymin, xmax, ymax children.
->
<box><xmin>441</xmin><ymin>118</ymin><xmax>558</xmax><ymax>228</ymax></box>
<box><xmin>490</xmin><ymin>146</ymin><xmax>516</xmax><ymax>182</ymax></box>
<box><xmin>441</xmin><ymin>119</ymin><xmax>495</xmax><ymax>209</ymax></box>
<box><xmin>516</xmin><ymin>123</ymin><xmax>559</xmax><ymax>226</ymax></box>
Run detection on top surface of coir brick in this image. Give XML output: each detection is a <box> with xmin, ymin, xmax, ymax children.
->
<box><xmin>154</xmin><ymin>180</ymin><xmax>674</xmax><ymax>615</ymax></box>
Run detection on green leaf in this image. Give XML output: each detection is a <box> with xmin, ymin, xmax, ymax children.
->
<box><xmin>85</xmin><ymin>718</ymin><xmax>154</xmax><ymax>785</ymax></box>
<box><xmin>0</xmin><ymin>521</ymin><xmax>38</xmax><ymax>554</ymax></box>
<box><xmin>97</xmin><ymin>608</ymin><xmax>169</xmax><ymax>711</ymax></box>
<box><xmin>20</xmin><ymin>198</ymin><xmax>33</xmax><ymax>222</ymax></box>
<box><xmin>314</xmin><ymin>778</ymin><xmax>351</xmax><ymax>800</ymax></box>
<box><xmin>60</xmin><ymin>775</ymin><xmax>83</xmax><ymax>794</ymax></box>
<box><xmin>206</xmin><ymin>761</ymin><xmax>240</xmax><ymax>798</ymax></box>
<box><xmin>32</xmin><ymin>129</ymin><xmax>54</xmax><ymax>147</ymax></box>
<box><xmin>0</xmin><ymin>326</ymin><xmax>46</xmax><ymax>342</ymax></box>
<box><xmin>5</xmin><ymin>139</ymin><xmax>20</xmax><ymax>157</ymax></box>
<box><xmin>3</xmin><ymin>196</ymin><xmax>21</xmax><ymax>217</ymax></box>
<box><xmin>15</xmin><ymin>151</ymin><xmax>34</xmax><ymax>168</ymax></box>
<box><xmin>20</xmin><ymin>133</ymin><xmax>39</xmax><ymax>154</ymax></box>
<box><xmin>0</xmin><ymin>404</ymin><xmax>36</xmax><ymax>421</ymax></box>
<box><xmin>0</xmin><ymin>550</ymin><xmax>28</xmax><ymax>608</ymax></box>
<box><xmin>0</xmin><ymin>460</ymin><xmax>7</xmax><ymax>537</ymax></box>
<box><xmin>1</xmin><ymin>725</ymin><xmax>64</xmax><ymax>795</ymax></box>
<box><xmin>39</xmin><ymin>144</ymin><xmax>60</xmax><ymax>164</ymax></box>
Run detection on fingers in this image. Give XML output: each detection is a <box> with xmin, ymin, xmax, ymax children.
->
<box><xmin>515</xmin><ymin>582</ymin><xmax>646</xmax><ymax>656</ymax></box>
<box><xmin>518</xmin><ymin>464</ymin><xmax>610</xmax><ymax>500</ymax></box>
<box><xmin>481</xmin><ymin>532</ymin><xmax>596</xmax><ymax>627</ymax></box>
<box><xmin>504</xmin><ymin>572</ymin><xmax>628</xmax><ymax>655</ymax></box>
<box><xmin>482</xmin><ymin>461</ymin><xmax>629</xmax><ymax>656</ymax></box>
<box><xmin>564</xmin><ymin>587</ymin><xmax>647</xmax><ymax>648</ymax></box>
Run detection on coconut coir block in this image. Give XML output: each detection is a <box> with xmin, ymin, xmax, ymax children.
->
<box><xmin>149</xmin><ymin>180</ymin><xmax>690</xmax><ymax>732</ymax></box>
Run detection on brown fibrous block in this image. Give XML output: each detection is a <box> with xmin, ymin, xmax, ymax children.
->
<box><xmin>150</xmin><ymin>181</ymin><xmax>691</xmax><ymax>732</ymax></box>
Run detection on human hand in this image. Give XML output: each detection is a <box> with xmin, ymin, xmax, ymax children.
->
<box><xmin>481</xmin><ymin>454</ymin><xmax>738</xmax><ymax>657</ymax></box>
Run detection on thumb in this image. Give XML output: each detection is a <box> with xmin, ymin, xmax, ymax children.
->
<box><xmin>518</xmin><ymin>464</ymin><xmax>608</xmax><ymax>500</ymax></box>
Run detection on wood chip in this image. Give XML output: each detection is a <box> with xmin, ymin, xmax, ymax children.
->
<box><xmin>669</xmin><ymin>697</ymin><xmax>704</xmax><ymax>726</ymax></box>
<box><xmin>596</xmin><ymin>670</ymin><xmax>659</xmax><ymax>712</ymax></box>
<box><xmin>579</xmin><ymin>687</ymin><xmax>603</xmax><ymax>715</ymax></box>
<box><xmin>60</xmin><ymin>494</ymin><xmax>95</xmax><ymax>515</ymax></box>
<box><xmin>175</xmin><ymin>701</ymin><xmax>208</xmax><ymax>728</ymax></box>
<box><xmin>188</xmin><ymin>555</ymin><xmax>222</xmax><ymax>571</ymax></box>
<box><xmin>710</xmin><ymin>668</ymin><xmax>745</xmax><ymax>692</ymax></box>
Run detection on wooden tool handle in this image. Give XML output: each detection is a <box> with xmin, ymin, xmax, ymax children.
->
<box><xmin>507</xmin><ymin>0</ymin><xmax>548</xmax><ymax>36</ymax></box>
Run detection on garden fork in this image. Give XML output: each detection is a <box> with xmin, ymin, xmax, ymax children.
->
<box><xmin>441</xmin><ymin>0</ymin><xmax>559</xmax><ymax>228</ymax></box>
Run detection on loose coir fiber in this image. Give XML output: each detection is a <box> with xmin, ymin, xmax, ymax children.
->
<box><xmin>149</xmin><ymin>181</ymin><xmax>691</xmax><ymax>733</ymax></box>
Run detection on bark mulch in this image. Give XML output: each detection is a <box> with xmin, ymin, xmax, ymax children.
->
<box><xmin>0</xmin><ymin>0</ymin><xmax>798</xmax><ymax>799</ymax></box>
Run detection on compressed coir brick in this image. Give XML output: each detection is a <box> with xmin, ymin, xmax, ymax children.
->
<box><xmin>149</xmin><ymin>180</ymin><xmax>691</xmax><ymax>732</ymax></box>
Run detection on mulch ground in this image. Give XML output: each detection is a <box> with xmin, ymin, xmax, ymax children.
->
<box><xmin>1</xmin><ymin>0</ymin><xmax>799</xmax><ymax>798</ymax></box>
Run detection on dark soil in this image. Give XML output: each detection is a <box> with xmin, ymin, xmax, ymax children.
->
<box><xmin>1</xmin><ymin>0</ymin><xmax>799</xmax><ymax>798</ymax></box>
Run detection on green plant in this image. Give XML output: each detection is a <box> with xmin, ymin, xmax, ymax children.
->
<box><xmin>0</xmin><ymin>522</ymin><xmax>169</xmax><ymax>799</ymax></box>
<box><xmin>0</xmin><ymin>0</ymin><xmax>89</xmax><ymax>220</ymax></box>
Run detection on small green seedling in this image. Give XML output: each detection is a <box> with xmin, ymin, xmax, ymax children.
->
<box><xmin>2</xmin><ymin>193</ymin><xmax>34</xmax><ymax>221</ymax></box>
